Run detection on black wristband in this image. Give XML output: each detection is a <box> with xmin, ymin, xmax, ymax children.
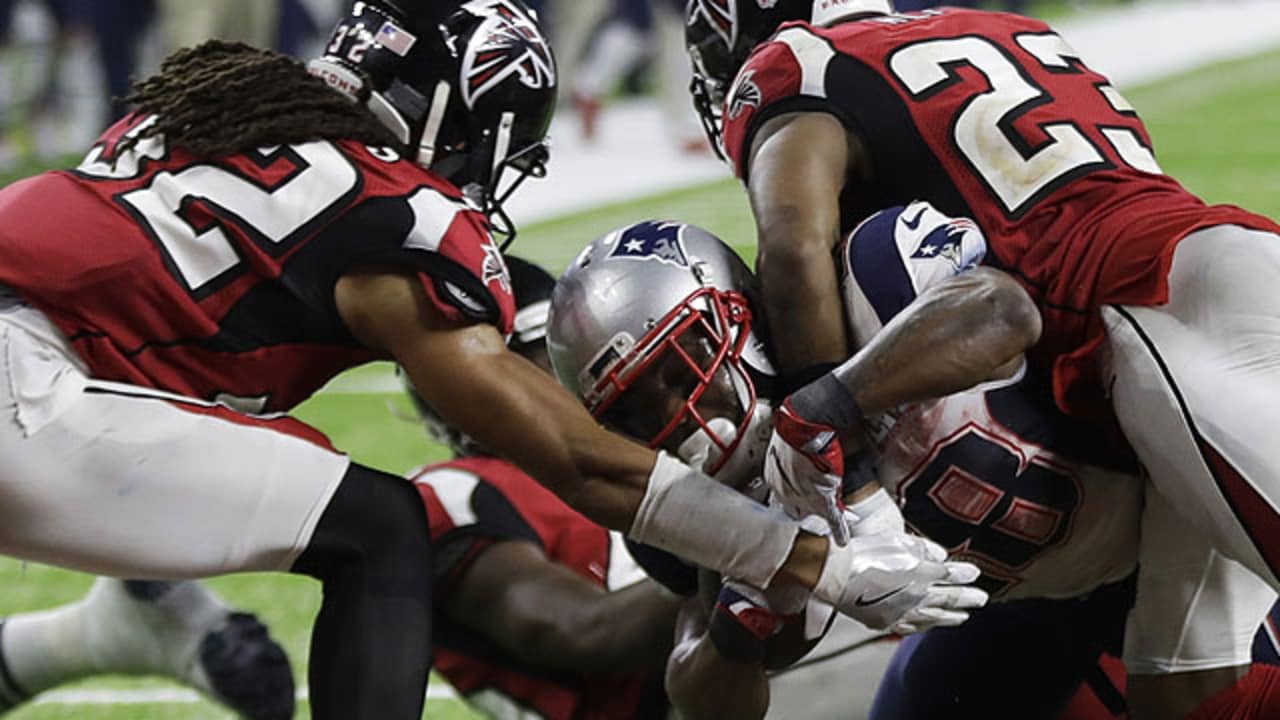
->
<box><xmin>788</xmin><ymin>372</ymin><xmax>864</xmax><ymax>431</ymax></box>
<box><xmin>841</xmin><ymin>446</ymin><xmax>878</xmax><ymax>496</ymax></box>
<box><xmin>708</xmin><ymin>606</ymin><xmax>769</xmax><ymax>665</ymax></box>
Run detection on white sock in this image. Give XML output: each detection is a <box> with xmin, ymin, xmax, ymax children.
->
<box><xmin>0</xmin><ymin>578</ymin><xmax>231</xmax><ymax>699</ymax></box>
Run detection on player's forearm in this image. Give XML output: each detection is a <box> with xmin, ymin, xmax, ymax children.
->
<box><xmin>666</xmin><ymin>636</ymin><xmax>769</xmax><ymax>720</ymax></box>
<box><xmin>563</xmin><ymin>581</ymin><xmax>682</xmax><ymax>671</ymax></box>
<box><xmin>748</xmin><ymin>112</ymin><xmax>852</xmax><ymax>375</ymax></box>
<box><xmin>833</xmin><ymin>267</ymin><xmax>1040</xmax><ymax>413</ymax></box>
<box><xmin>756</xmin><ymin>236</ymin><xmax>852</xmax><ymax>375</ymax></box>
<box><xmin>456</xmin><ymin>354</ymin><xmax>828</xmax><ymax>592</ymax></box>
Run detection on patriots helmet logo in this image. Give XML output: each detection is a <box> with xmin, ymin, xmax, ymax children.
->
<box><xmin>911</xmin><ymin>216</ymin><xmax>980</xmax><ymax>270</ymax></box>
<box><xmin>609</xmin><ymin>221</ymin><xmax>690</xmax><ymax>267</ymax></box>
<box><xmin>727</xmin><ymin>70</ymin><xmax>762</xmax><ymax>119</ymax></box>
<box><xmin>690</xmin><ymin>0</ymin><xmax>738</xmax><ymax>47</ymax></box>
<box><xmin>460</xmin><ymin>0</ymin><xmax>557</xmax><ymax>110</ymax></box>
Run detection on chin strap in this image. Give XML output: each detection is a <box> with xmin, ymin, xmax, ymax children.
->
<box><xmin>416</xmin><ymin>81</ymin><xmax>453</xmax><ymax>168</ymax></box>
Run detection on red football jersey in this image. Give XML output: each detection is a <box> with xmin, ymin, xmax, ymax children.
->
<box><xmin>0</xmin><ymin>114</ymin><xmax>514</xmax><ymax>413</ymax></box>
<box><xmin>722</xmin><ymin>8</ymin><xmax>1280</xmax><ymax>417</ymax></box>
<box><xmin>412</xmin><ymin>457</ymin><xmax>663</xmax><ymax>720</ymax></box>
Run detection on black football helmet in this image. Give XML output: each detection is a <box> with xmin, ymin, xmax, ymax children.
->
<box><xmin>310</xmin><ymin>0</ymin><xmax>557</xmax><ymax>247</ymax></box>
<box><xmin>685</xmin><ymin>0</ymin><xmax>891</xmax><ymax>158</ymax></box>
<box><xmin>408</xmin><ymin>255</ymin><xmax>556</xmax><ymax>456</ymax></box>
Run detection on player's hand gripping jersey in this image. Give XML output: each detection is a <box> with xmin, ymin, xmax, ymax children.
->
<box><xmin>413</xmin><ymin>457</ymin><xmax>663</xmax><ymax>720</ymax></box>
<box><xmin>0</xmin><ymin>113</ymin><xmax>514</xmax><ymax>413</ymax></box>
<box><xmin>722</xmin><ymin>8</ymin><xmax>1280</xmax><ymax>416</ymax></box>
<box><xmin>841</xmin><ymin>202</ymin><xmax>1142</xmax><ymax>600</ymax></box>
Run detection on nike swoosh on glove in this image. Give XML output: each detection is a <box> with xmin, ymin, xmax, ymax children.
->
<box><xmin>812</xmin><ymin>529</ymin><xmax>988</xmax><ymax>633</ymax></box>
<box><xmin>765</xmin><ymin>400</ymin><xmax>850</xmax><ymax>545</ymax></box>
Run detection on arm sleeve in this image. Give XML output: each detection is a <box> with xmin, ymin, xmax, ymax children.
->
<box><xmin>283</xmin><ymin>187</ymin><xmax>517</xmax><ymax>340</ymax></box>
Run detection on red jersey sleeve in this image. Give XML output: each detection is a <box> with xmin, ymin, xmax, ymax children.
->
<box><xmin>410</xmin><ymin>458</ymin><xmax>543</xmax><ymax>583</ymax></box>
<box><xmin>721</xmin><ymin>23</ymin><xmax>848</xmax><ymax>182</ymax></box>
<box><xmin>337</xmin><ymin>142</ymin><xmax>516</xmax><ymax>335</ymax></box>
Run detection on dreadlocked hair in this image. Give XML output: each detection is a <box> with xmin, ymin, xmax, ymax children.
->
<box><xmin>121</xmin><ymin>40</ymin><xmax>402</xmax><ymax>158</ymax></box>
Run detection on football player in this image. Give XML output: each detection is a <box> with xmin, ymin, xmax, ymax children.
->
<box><xmin>405</xmin><ymin>256</ymin><xmax>681</xmax><ymax>719</ymax></box>
<box><xmin>685</xmin><ymin>1</ymin><xmax>1280</xmax><ymax>717</ymax></box>
<box><xmin>0</xmin><ymin>579</ymin><xmax>292</xmax><ymax>718</ymax></box>
<box><xmin>0</xmin><ymin>1</ymin><xmax>985</xmax><ymax>717</ymax></box>
<box><xmin>546</xmin><ymin>213</ymin><xmax>1145</xmax><ymax>719</ymax></box>
<box><xmin>409</xmin><ymin>257</ymin><xmax>884</xmax><ymax>720</ymax></box>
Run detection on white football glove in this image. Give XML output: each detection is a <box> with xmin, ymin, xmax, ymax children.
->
<box><xmin>843</xmin><ymin>487</ymin><xmax>905</xmax><ymax>538</ymax></box>
<box><xmin>765</xmin><ymin>400</ymin><xmax>850</xmax><ymax>545</ymax></box>
<box><xmin>812</xmin><ymin>529</ymin><xmax>988</xmax><ymax>634</ymax></box>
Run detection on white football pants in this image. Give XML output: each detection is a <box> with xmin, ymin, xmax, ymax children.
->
<box><xmin>1103</xmin><ymin>224</ymin><xmax>1280</xmax><ymax>672</ymax></box>
<box><xmin>0</xmin><ymin>296</ymin><xmax>348</xmax><ymax>579</ymax></box>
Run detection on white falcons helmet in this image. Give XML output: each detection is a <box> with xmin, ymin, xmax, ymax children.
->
<box><xmin>547</xmin><ymin>221</ymin><xmax>776</xmax><ymax>487</ymax></box>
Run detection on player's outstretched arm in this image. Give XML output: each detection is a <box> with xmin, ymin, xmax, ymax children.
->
<box><xmin>765</xmin><ymin>266</ymin><xmax>1039</xmax><ymax>547</ymax></box>
<box><xmin>336</xmin><ymin>269</ymin><xmax>985</xmax><ymax>627</ymax></box>
<box><xmin>335</xmin><ymin>268</ymin><xmax>823</xmax><ymax>590</ymax></box>
<box><xmin>825</xmin><ymin>265</ymin><xmax>1041</xmax><ymax>417</ymax></box>
<box><xmin>441</xmin><ymin>539</ymin><xmax>681</xmax><ymax>672</ymax></box>
<box><xmin>747</xmin><ymin>111</ymin><xmax>860</xmax><ymax>379</ymax></box>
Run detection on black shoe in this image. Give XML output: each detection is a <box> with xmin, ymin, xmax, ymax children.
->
<box><xmin>198</xmin><ymin>613</ymin><xmax>295</xmax><ymax>720</ymax></box>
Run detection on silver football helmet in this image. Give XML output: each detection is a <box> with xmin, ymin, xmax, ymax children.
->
<box><xmin>547</xmin><ymin>221</ymin><xmax>776</xmax><ymax>488</ymax></box>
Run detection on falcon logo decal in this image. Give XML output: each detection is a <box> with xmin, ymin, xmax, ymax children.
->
<box><xmin>460</xmin><ymin>0</ymin><xmax>556</xmax><ymax>110</ymax></box>
<box><xmin>691</xmin><ymin>0</ymin><xmax>738</xmax><ymax>47</ymax></box>
<box><xmin>609</xmin><ymin>221</ymin><xmax>690</xmax><ymax>268</ymax></box>
<box><xmin>911</xmin><ymin>217</ymin><xmax>979</xmax><ymax>270</ymax></box>
<box><xmin>727</xmin><ymin>70</ymin><xmax>762</xmax><ymax>120</ymax></box>
<box><xmin>481</xmin><ymin>238</ymin><xmax>512</xmax><ymax>293</ymax></box>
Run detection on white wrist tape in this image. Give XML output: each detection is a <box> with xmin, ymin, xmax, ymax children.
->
<box><xmin>844</xmin><ymin>487</ymin><xmax>904</xmax><ymax>537</ymax></box>
<box><xmin>630</xmin><ymin>452</ymin><xmax>801</xmax><ymax>589</ymax></box>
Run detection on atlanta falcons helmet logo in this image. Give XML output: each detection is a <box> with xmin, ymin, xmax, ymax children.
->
<box><xmin>727</xmin><ymin>70</ymin><xmax>762</xmax><ymax>120</ymax></box>
<box><xmin>460</xmin><ymin>0</ymin><xmax>557</xmax><ymax>110</ymax></box>
<box><xmin>690</xmin><ymin>0</ymin><xmax>738</xmax><ymax>46</ymax></box>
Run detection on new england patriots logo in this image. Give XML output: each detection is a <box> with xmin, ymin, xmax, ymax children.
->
<box><xmin>460</xmin><ymin>0</ymin><xmax>556</xmax><ymax>110</ymax></box>
<box><xmin>910</xmin><ymin>215</ymin><xmax>979</xmax><ymax>271</ymax></box>
<box><xmin>727</xmin><ymin>70</ymin><xmax>762</xmax><ymax>120</ymax></box>
<box><xmin>609</xmin><ymin>221</ymin><xmax>690</xmax><ymax>267</ymax></box>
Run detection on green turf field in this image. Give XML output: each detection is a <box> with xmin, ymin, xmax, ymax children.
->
<box><xmin>1</xmin><ymin>49</ymin><xmax>1278</xmax><ymax>719</ymax></box>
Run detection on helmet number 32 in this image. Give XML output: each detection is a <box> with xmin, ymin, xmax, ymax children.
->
<box><xmin>889</xmin><ymin>32</ymin><xmax>1161</xmax><ymax>218</ymax></box>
